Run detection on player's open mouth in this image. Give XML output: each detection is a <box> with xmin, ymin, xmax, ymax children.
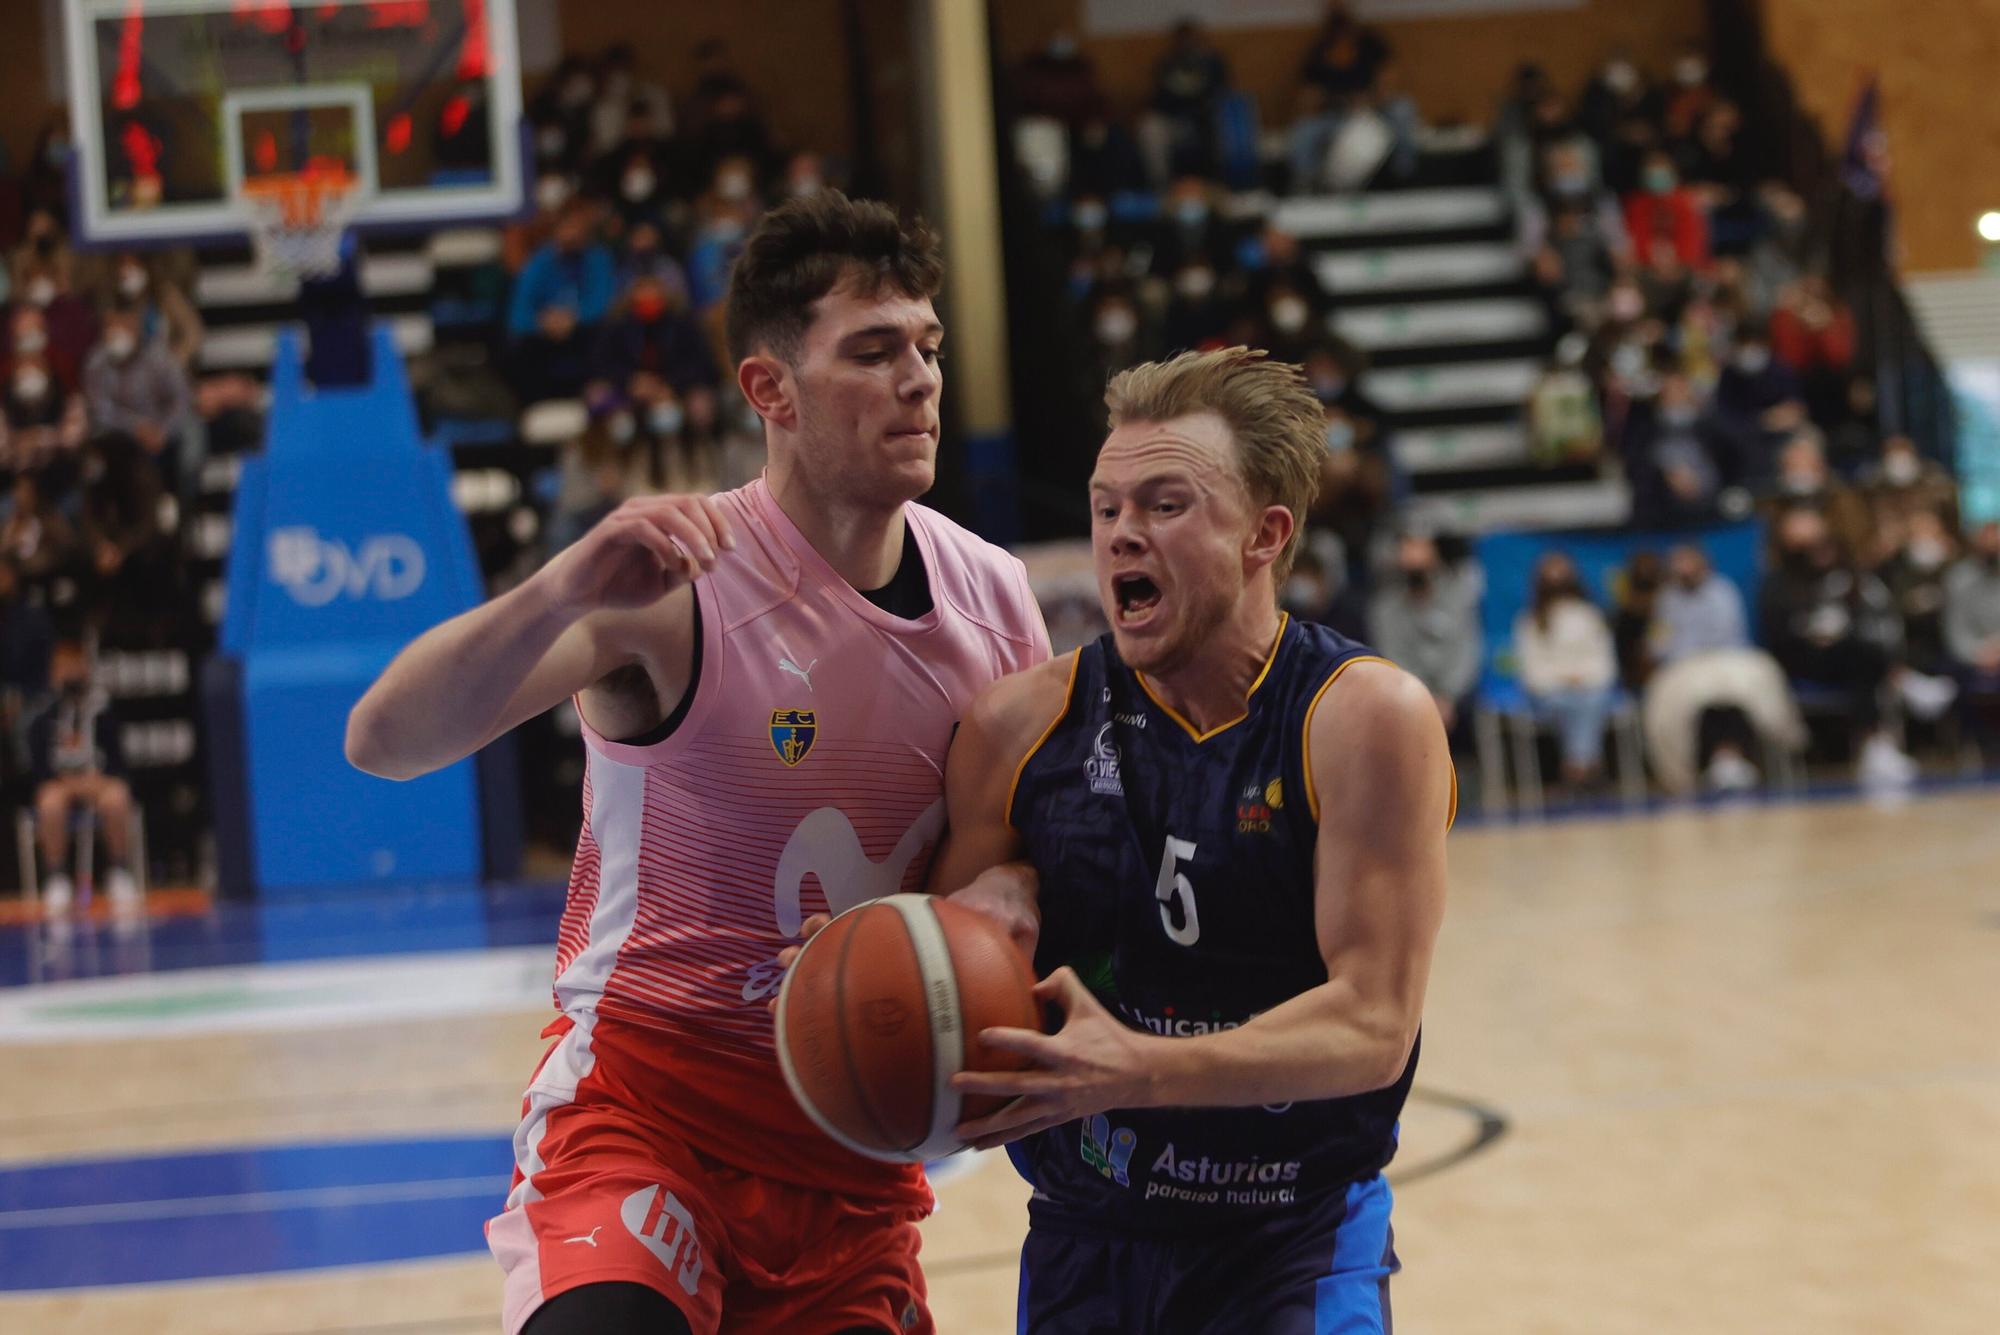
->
<box><xmin>1113</xmin><ymin>574</ymin><xmax>1162</xmax><ymax>625</ymax></box>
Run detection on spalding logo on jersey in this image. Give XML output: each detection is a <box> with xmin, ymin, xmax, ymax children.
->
<box><xmin>770</xmin><ymin>709</ymin><xmax>817</xmax><ymax>766</ymax></box>
<box><xmin>771</xmin><ymin>799</ymin><xmax>946</xmax><ymax>935</ymax></box>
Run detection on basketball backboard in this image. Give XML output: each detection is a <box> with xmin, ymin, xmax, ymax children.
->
<box><xmin>62</xmin><ymin>0</ymin><xmax>525</xmax><ymax>245</ymax></box>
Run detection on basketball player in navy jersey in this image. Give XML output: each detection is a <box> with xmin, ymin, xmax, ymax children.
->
<box><xmin>928</xmin><ymin>347</ymin><xmax>1453</xmax><ymax>1333</ymax></box>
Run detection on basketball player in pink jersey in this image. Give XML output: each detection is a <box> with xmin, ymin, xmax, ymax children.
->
<box><xmin>347</xmin><ymin>191</ymin><xmax>1049</xmax><ymax>1335</ymax></box>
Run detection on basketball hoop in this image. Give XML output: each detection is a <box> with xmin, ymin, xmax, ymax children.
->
<box><xmin>242</xmin><ymin>164</ymin><xmax>367</xmax><ymax>282</ymax></box>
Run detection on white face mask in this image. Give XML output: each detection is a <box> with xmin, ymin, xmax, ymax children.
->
<box><xmin>650</xmin><ymin>403</ymin><xmax>685</xmax><ymax>436</ymax></box>
<box><xmin>716</xmin><ymin>170</ymin><xmax>752</xmax><ymax>202</ymax></box>
<box><xmin>13</xmin><ymin>329</ymin><xmax>46</xmax><ymax>356</ymax></box>
<box><xmin>1907</xmin><ymin>538</ymin><xmax>1948</xmax><ymax>570</ymax></box>
<box><xmin>26</xmin><ymin>279</ymin><xmax>55</xmax><ymax>308</ymax></box>
<box><xmin>1072</xmin><ymin>202</ymin><xmax>1108</xmax><ymax>232</ymax></box>
<box><xmin>608</xmin><ymin>413</ymin><xmax>635</xmax><ymax>444</ymax></box>
<box><xmin>105</xmin><ymin>329</ymin><xmax>137</xmax><ymax>360</ymax></box>
<box><xmin>118</xmin><ymin>267</ymin><xmax>149</xmax><ymax>297</ymax></box>
<box><xmin>535</xmin><ymin>176</ymin><xmax>571</xmax><ymax>212</ymax></box>
<box><xmin>1282</xmin><ymin>575</ymin><xmax>1321</xmax><ymax>609</ymax></box>
<box><xmin>536</xmin><ymin>125</ymin><xmax>566</xmax><ymax>158</ymax></box>
<box><xmin>1735</xmin><ymin>346</ymin><xmax>1770</xmax><ymax>373</ymax></box>
<box><xmin>1609</xmin><ymin>288</ymin><xmax>1644</xmax><ymax>322</ymax></box>
<box><xmin>1675</xmin><ymin>57</ymin><xmax>1708</xmax><ymax>87</ymax></box>
<box><xmin>1175</xmin><ymin>267</ymin><xmax>1215</xmax><ymax>300</ymax></box>
<box><xmin>1604</xmin><ymin>62</ymin><xmax>1639</xmax><ymax>95</ymax></box>
<box><xmin>1883</xmin><ymin>451</ymin><xmax>1920</xmax><ymax>485</ymax></box>
<box><xmin>14</xmin><ymin>368</ymin><xmax>48</xmax><ymax>400</ymax></box>
<box><xmin>790</xmin><ymin>174</ymin><xmax>823</xmax><ymax>197</ymax></box>
<box><xmin>1095</xmin><ymin>308</ymin><xmax>1137</xmax><ymax>344</ymax></box>
<box><xmin>1271</xmin><ymin>298</ymin><xmax>1309</xmax><ymax>334</ymax></box>
<box><xmin>1325</xmin><ymin>418</ymin><xmax>1355</xmax><ymax>452</ymax></box>
<box><xmin>621</xmin><ymin>169</ymin><xmax>655</xmax><ymax>202</ymax></box>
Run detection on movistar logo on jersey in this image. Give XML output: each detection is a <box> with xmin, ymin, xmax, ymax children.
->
<box><xmin>1081</xmin><ymin>1112</ymin><xmax>1138</xmax><ymax>1186</ymax></box>
<box><xmin>1085</xmin><ymin>723</ymin><xmax>1123</xmax><ymax>796</ymax></box>
<box><xmin>770</xmin><ymin>709</ymin><xmax>817</xmax><ymax>766</ymax></box>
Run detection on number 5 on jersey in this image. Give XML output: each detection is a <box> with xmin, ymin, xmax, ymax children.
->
<box><xmin>1154</xmin><ymin>836</ymin><xmax>1200</xmax><ymax>946</ymax></box>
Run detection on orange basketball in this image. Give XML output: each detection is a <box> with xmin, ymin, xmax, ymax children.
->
<box><xmin>775</xmin><ymin>893</ymin><xmax>1041</xmax><ymax>1162</ymax></box>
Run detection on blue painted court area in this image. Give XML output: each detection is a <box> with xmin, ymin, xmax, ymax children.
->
<box><xmin>0</xmin><ymin>1135</ymin><xmax>514</xmax><ymax>1290</ymax></box>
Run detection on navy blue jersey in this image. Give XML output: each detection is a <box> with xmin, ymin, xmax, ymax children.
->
<box><xmin>1006</xmin><ymin>615</ymin><xmax>1420</xmax><ymax>1237</ymax></box>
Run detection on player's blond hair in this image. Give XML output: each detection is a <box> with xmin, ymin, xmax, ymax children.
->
<box><xmin>1103</xmin><ymin>347</ymin><xmax>1327</xmax><ymax>583</ymax></box>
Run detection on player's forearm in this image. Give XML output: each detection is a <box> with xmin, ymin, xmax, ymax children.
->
<box><xmin>1134</xmin><ymin>982</ymin><xmax>1416</xmax><ymax>1109</ymax></box>
<box><xmin>346</xmin><ymin>574</ymin><xmax>579</xmax><ymax>780</ymax></box>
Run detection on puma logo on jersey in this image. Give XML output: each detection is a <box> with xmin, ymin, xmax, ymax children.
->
<box><xmin>773</xmin><ymin>800</ymin><xmax>945</xmax><ymax>935</ymax></box>
<box><xmin>777</xmin><ymin>656</ymin><xmax>818</xmax><ymax>690</ymax></box>
<box><xmin>563</xmin><ymin>1226</ymin><xmax>602</xmax><ymax>1247</ymax></box>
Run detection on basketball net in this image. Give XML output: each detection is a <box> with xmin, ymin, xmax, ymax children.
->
<box><xmin>242</xmin><ymin>164</ymin><xmax>366</xmax><ymax>282</ymax></box>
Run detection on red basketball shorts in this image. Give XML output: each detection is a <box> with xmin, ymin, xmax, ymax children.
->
<box><xmin>486</xmin><ymin>1011</ymin><xmax>934</xmax><ymax>1334</ymax></box>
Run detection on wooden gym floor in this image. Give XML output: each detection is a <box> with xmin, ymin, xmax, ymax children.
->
<box><xmin>2</xmin><ymin>788</ymin><xmax>1996</xmax><ymax>1333</ymax></box>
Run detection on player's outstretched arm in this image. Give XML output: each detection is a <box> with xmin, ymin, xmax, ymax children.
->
<box><xmin>924</xmin><ymin>652</ymin><xmax>1077</xmax><ymax>956</ymax></box>
<box><xmin>952</xmin><ymin>660</ymin><xmax>1449</xmax><ymax>1144</ymax></box>
<box><xmin>345</xmin><ymin>494</ymin><xmax>733</xmax><ymax>781</ymax></box>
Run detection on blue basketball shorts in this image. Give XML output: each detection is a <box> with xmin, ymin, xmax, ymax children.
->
<box><xmin>1016</xmin><ymin>1175</ymin><xmax>1397</xmax><ymax>1335</ymax></box>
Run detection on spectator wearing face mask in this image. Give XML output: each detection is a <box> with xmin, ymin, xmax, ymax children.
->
<box><xmin>1247</xmin><ymin>229</ymin><xmax>1334</xmax><ymax>318</ymax></box>
<box><xmin>1861</xmin><ymin>435</ymin><xmax>1958</xmax><ymax>532</ymax></box>
<box><xmin>1162</xmin><ymin>259</ymin><xmax>1230</xmax><ymax>352</ymax></box>
<box><xmin>1714</xmin><ymin>327</ymin><xmax>1807</xmax><ymax>461</ymax></box>
<box><xmin>1367</xmin><ymin>532</ymin><xmax>1482</xmax><ymax>737</ymax></box>
<box><xmin>1627</xmin><ymin>370</ymin><xmax>1742</xmax><ymax>525</ymax></box>
<box><xmin>686</xmin><ymin>194</ymin><xmax>758</xmax><ymax>320</ymax></box>
<box><xmin>1260</xmin><ymin>280</ymin><xmax>1323</xmax><ymax>360</ymax></box>
<box><xmin>83</xmin><ymin>301</ymin><xmax>192</xmax><ymax>491</ymax></box>
<box><xmin>1150</xmin><ymin>20</ymin><xmax>1233</xmax><ymax>178</ymax></box>
<box><xmin>1641</xmin><ymin>542</ymin><xmax>1805</xmax><ymax>794</ymax></box>
<box><xmin>10</xmin><ymin>266</ymin><xmax>98</xmax><ymax>394</ymax></box>
<box><xmin>1763</xmin><ymin>432</ymin><xmax>1872</xmax><ymax>560</ymax></box>
<box><xmin>1084</xmin><ymin>289</ymin><xmax>1152</xmax><ymax>384</ymax></box>
<box><xmin>1744</xmin><ymin>184</ymin><xmax>1811</xmax><ymax>319</ymax></box>
<box><xmin>1310</xmin><ymin>392</ymin><xmax>1393</xmax><ymax>578</ymax></box>
<box><xmin>1151</xmin><ymin>176</ymin><xmax>1234</xmax><ymax>276</ymax></box>
<box><xmin>599</xmin><ymin>267</ymin><xmax>718</xmax><ymax>406</ymax></box>
<box><xmin>1624</xmin><ymin>149</ymin><xmax>1709</xmax><ymax>271</ymax></box>
<box><xmin>0</xmin><ymin>472</ymin><xmax>82</xmax><ymax>610</ymax></box>
<box><xmin>588</xmin><ymin>44</ymin><xmax>674</xmax><ymax>160</ymax></box>
<box><xmin>1758</xmin><ymin>506</ymin><xmax>1918</xmax><ymax>791</ymax></box>
<box><xmin>1612</xmin><ymin>550</ymin><xmax>1665</xmax><ymax>691</ymax></box>
<box><xmin>1513</xmin><ymin>551</ymin><xmax>1619</xmax><ymax>789</ymax></box>
<box><xmin>82</xmin><ymin>251</ymin><xmax>203</xmax><ymax>372</ymax></box>
<box><xmin>1944</xmin><ymin>520</ymin><xmax>2000</xmax><ymax>756</ymax></box>
<box><xmin>1577</xmin><ymin>53</ymin><xmax>1654</xmax><ymax>196</ymax></box>
<box><xmin>605</xmin><ymin>146</ymin><xmax>667</xmax><ymax>231</ymax></box>
<box><xmin>1658</xmin><ymin>45</ymin><xmax>1719</xmax><ymax>146</ymax></box>
<box><xmin>1</xmin><ymin>347</ymin><xmax>86</xmax><ymax>471</ymax></box>
<box><xmin>1280</xmin><ymin>533</ymin><xmax>1368</xmax><ymax>642</ymax></box>
<box><xmin>1880</xmin><ymin>509</ymin><xmax>1958</xmax><ymax>678</ymax></box>
<box><xmin>10</xmin><ymin>209</ymin><xmax>74</xmax><ymax>298</ymax></box>
<box><xmin>1825</xmin><ymin>375</ymin><xmax>1880</xmax><ymax>478</ymax></box>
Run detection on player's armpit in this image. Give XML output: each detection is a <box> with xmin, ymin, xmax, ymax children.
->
<box><xmin>1306</xmin><ymin>660</ymin><xmax>1451</xmax><ymax>1088</ymax></box>
<box><xmin>925</xmin><ymin>651</ymin><xmax>1078</xmax><ymax>898</ymax></box>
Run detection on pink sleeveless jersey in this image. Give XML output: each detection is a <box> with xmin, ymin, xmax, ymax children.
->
<box><xmin>551</xmin><ymin>476</ymin><xmax>1049</xmax><ymax>1194</ymax></box>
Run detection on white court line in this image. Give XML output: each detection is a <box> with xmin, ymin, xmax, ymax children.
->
<box><xmin>0</xmin><ymin>1175</ymin><xmax>504</xmax><ymax>1230</ymax></box>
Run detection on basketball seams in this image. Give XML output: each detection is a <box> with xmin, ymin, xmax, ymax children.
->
<box><xmin>834</xmin><ymin>907</ymin><xmax>907</xmax><ymax>1153</ymax></box>
<box><xmin>888</xmin><ymin>895</ymin><xmax>967</xmax><ymax>1160</ymax></box>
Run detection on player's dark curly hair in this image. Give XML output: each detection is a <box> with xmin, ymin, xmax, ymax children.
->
<box><xmin>724</xmin><ymin>190</ymin><xmax>944</xmax><ymax>368</ymax></box>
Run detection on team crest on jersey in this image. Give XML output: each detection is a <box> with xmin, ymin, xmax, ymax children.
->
<box><xmin>770</xmin><ymin>709</ymin><xmax>817</xmax><ymax>766</ymax></box>
<box><xmin>1086</xmin><ymin>723</ymin><xmax>1123</xmax><ymax>796</ymax></box>
<box><xmin>1237</xmin><ymin>779</ymin><xmax>1282</xmax><ymax>833</ymax></box>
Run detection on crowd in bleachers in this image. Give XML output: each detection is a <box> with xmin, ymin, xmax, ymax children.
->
<box><xmin>1003</xmin><ymin>3</ymin><xmax>1993</xmax><ymax>798</ymax></box>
